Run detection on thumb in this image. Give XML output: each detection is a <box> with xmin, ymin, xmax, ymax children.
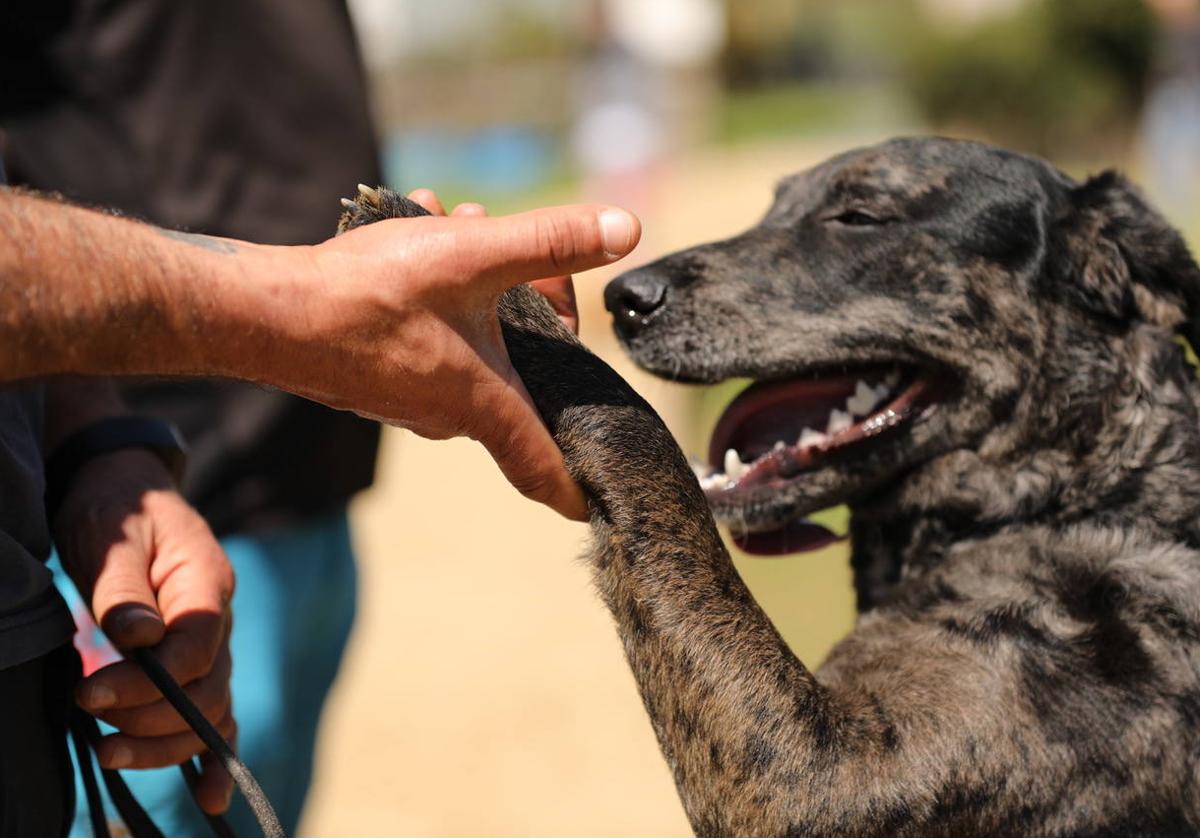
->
<box><xmin>460</xmin><ymin>205</ymin><xmax>640</xmax><ymax>292</ymax></box>
<box><xmin>475</xmin><ymin>374</ymin><xmax>589</xmax><ymax>521</ymax></box>
<box><xmin>91</xmin><ymin>538</ymin><xmax>166</xmax><ymax>650</ymax></box>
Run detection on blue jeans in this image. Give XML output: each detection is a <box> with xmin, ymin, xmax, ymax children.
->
<box><xmin>50</xmin><ymin>510</ymin><xmax>358</xmax><ymax>837</ymax></box>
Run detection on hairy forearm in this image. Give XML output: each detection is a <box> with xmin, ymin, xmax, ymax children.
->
<box><xmin>0</xmin><ymin>187</ymin><xmax>306</xmax><ymax>384</ymax></box>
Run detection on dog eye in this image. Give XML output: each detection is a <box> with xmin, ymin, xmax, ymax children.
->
<box><xmin>829</xmin><ymin>209</ymin><xmax>885</xmax><ymax>226</ymax></box>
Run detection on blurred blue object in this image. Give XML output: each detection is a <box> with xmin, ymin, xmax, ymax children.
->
<box><xmin>383</xmin><ymin>125</ymin><xmax>558</xmax><ymax>194</ymax></box>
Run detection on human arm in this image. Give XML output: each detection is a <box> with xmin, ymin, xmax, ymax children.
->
<box><xmin>0</xmin><ymin>186</ymin><xmax>640</xmax><ymax>518</ymax></box>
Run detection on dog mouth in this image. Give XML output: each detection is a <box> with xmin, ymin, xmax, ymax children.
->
<box><xmin>693</xmin><ymin>365</ymin><xmax>939</xmax><ymax>556</ymax></box>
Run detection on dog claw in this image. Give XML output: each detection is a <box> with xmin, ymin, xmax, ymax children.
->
<box><xmin>357</xmin><ymin>183</ymin><xmax>380</xmax><ymax>203</ymax></box>
<box><xmin>340</xmin><ymin>198</ymin><xmax>357</xmax><ymax>210</ymax></box>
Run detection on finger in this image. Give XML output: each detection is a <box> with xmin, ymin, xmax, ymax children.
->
<box><xmin>195</xmin><ymin>745</ymin><xmax>235</xmax><ymax>815</ymax></box>
<box><xmin>457</xmin><ymin>205</ymin><xmax>640</xmax><ymax>292</ymax></box>
<box><xmin>90</xmin><ymin>535</ymin><xmax>165</xmax><ymax>652</ymax></box>
<box><xmin>147</xmin><ymin>499</ymin><xmax>234</xmax><ymax>682</ymax></box>
<box><xmin>407</xmin><ymin>188</ymin><xmax>446</xmax><ymax>216</ymax></box>
<box><xmin>476</xmin><ymin>372</ymin><xmax>589</xmax><ymax>521</ymax></box>
<box><xmin>451</xmin><ymin>202</ymin><xmax>487</xmax><ymax>218</ymax></box>
<box><xmin>81</xmin><ymin>611</ymin><xmax>229</xmax><ymax>710</ymax></box>
<box><xmin>96</xmin><ymin>711</ymin><xmax>237</xmax><ymax>770</ymax></box>
<box><xmin>530</xmin><ymin>276</ymin><xmax>579</xmax><ymax>335</ymax></box>
<box><xmin>95</xmin><ymin>645</ymin><xmax>232</xmax><ymax>736</ymax></box>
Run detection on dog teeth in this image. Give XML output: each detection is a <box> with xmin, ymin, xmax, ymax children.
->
<box><xmin>826</xmin><ymin>408</ymin><xmax>852</xmax><ymax>435</ymax></box>
<box><xmin>846</xmin><ymin>380</ymin><xmax>879</xmax><ymax>416</ymax></box>
<box><xmin>703</xmin><ymin>371</ymin><xmax>906</xmax><ymax>489</ymax></box>
<box><xmin>724</xmin><ymin>449</ymin><xmax>748</xmax><ymax>480</ymax></box>
<box><xmin>797</xmin><ymin>427</ymin><xmax>827</xmax><ymax>450</ymax></box>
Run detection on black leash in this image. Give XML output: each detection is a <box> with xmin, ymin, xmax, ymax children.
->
<box><xmin>68</xmin><ymin>648</ymin><xmax>284</xmax><ymax>838</ymax></box>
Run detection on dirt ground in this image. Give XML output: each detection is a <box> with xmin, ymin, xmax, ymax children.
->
<box><xmin>300</xmin><ymin>136</ymin><xmax>879</xmax><ymax>836</ymax></box>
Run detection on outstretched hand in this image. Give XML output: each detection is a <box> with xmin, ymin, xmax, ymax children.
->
<box><xmin>405</xmin><ymin>190</ymin><xmax>581</xmax><ymax>334</ymax></box>
<box><xmin>284</xmin><ymin>193</ymin><xmax>641</xmax><ymax>520</ymax></box>
<box><xmin>0</xmin><ymin>184</ymin><xmax>639</xmax><ymax>521</ymax></box>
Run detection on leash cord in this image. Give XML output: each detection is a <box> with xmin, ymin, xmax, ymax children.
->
<box><xmin>130</xmin><ymin>647</ymin><xmax>284</xmax><ymax>838</ymax></box>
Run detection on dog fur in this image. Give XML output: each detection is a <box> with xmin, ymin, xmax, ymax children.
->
<box><xmin>339</xmin><ymin>137</ymin><xmax>1200</xmax><ymax>836</ymax></box>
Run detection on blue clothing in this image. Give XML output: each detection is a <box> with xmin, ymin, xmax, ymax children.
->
<box><xmin>51</xmin><ymin>511</ymin><xmax>357</xmax><ymax>836</ymax></box>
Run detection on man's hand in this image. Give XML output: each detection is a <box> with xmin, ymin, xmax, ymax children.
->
<box><xmin>53</xmin><ymin>449</ymin><xmax>235</xmax><ymax>815</ymax></box>
<box><xmin>0</xmin><ymin>187</ymin><xmax>640</xmax><ymax>520</ymax></box>
<box><xmin>271</xmin><ymin>200</ymin><xmax>640</xmax><ymax>520</ymax></box>
<box><xmin>407</xmin><ymin>190</ymin><xmax>581</xmax><ymax>334</ymax></box>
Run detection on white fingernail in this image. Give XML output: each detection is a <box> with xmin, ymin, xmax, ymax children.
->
<box><xmin>599</xmin><ymin>209</ymin><xmax>636</xmax><ymax>259</ymax></box>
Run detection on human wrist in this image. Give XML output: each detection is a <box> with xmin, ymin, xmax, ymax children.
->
<box><xmin>44</xmin><ymin>379</ymin><xmax>130</xmax><ymax>451</ymax></box>
<box><xmin>45</xmin><ymin>415</ymin><xmax>186</xmax><ymax>525</ymax></box>
<box><xmin>60</xmin><ymin>447</ymin><xmax>174</xmax><ymax>506</ymax></box>
<box><xmin>239</xmin><ymin>241</ymin><xmax>359</xmax><ymax>406</ymax></box>
<box><xmin>158</xmin><ymin>237</ymin><xmax>320</xmax><ymax>386</ymax></box>
<box><xmin>51</xmin><ymin>448</ymin><xmax>173</xmax><ymax>541</ymax></box>
<box><xmin>216</xmin><ymin>241</ymin><xmax>330</xmax><ymax>392</ymax></box>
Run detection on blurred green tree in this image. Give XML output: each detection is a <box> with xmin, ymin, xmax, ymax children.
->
<box><xmin>904</xmin><ymin>0</ymin><xmax>1157</xmax><ymax>155</ymax></box>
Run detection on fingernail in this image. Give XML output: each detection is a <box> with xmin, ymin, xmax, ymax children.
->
<box><xmin>106</xmin><ymin>604</ymin><xmax>162</xmax><ymax>646</ymax></box>
<box><xmin>599</xmin><ymin>209</ymin><xmax>636</xmax><ymax>259</ymax></box>
<box><xmin>83</xmin><ymin>683</ymin><xmax>117</xmax><ymax>710</ymax></box>
<box><xmin>112</xmin><ymin>604</ymin><xmax>159</xmax><ymax>632</ymax></box>
<box><xmin>107</xmin><ymin>744</ymin><xmax>132</xmax><ymax>769</ymax></box>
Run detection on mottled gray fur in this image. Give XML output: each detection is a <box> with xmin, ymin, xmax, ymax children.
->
<box><xmin>339</xmin><ymin>137</ymin><xmax>1200</xmax><ymax>836</ymax></box>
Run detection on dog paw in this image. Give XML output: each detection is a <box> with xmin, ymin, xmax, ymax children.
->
<box><xmin>336</xmin><ymin>183</ymin><xmax>432</xmax><ymax>234</ymax></box>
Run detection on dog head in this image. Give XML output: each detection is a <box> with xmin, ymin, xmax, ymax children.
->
<box><xmin>605</xmin><ymin>137</ymin><xmax>1200</xmax><ymax>552</ymax></box>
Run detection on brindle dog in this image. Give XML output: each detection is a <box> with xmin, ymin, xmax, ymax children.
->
<box><xmin>340</xmin><ymin>136</ymin><xmax>1200</xmax><ymax>836</ymax></box>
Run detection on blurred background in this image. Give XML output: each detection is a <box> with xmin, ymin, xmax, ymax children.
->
<box><xmin>302</xmin><ymin>0</ymin><xmax>1200</xmax><ymax>834</ymax></box>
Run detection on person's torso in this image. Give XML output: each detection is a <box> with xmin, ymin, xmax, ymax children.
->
<box><xmin>0</xmin><ymin>0</ymin><xmax>385</xmax><ymax>536</ymax></box>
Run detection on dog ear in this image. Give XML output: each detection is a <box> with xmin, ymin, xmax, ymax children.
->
<box><xmin>1063</xmin><ymin>171</ymin><xmax>1200</xmax><ymax>349</ymax></box>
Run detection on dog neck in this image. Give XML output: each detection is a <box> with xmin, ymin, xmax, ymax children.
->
<box><xmin>848</xmin><ymin>326</ymin><xmax>1200</xmax><ymax>610</ymax></box>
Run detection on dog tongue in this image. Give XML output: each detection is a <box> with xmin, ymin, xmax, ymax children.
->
<box><xmin>732</xmin><ymin>518</ymin><xmax>844</xmax><ymax>556</ymax></box>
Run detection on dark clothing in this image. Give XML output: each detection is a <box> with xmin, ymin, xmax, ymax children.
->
<box><xmin>0</xmin><ymin>59</ymin><xmax>75</xmax><ymax>674</ymax></box>
<box><xmin>0</xmin><ymin>644</ymin><xmax>78</xmax><ymax>837</ymax></box>
<box><xmin>0</xmin><ymin>0</ymin><xmax>382</xmax><ymax>537</ymax></box>
<box><xmin>0</xmin><ymin>3</ymin><xmax>382</xmax><ymax>829</ymax></box>
<box><xmin>0</xmin><ymin>283</ymin><xmax>74</xmax><ymax>670</ymax></box>
<box><xmin>0</xmin><ymin>386</ymin><xmax>74</xmax><ymax>670</ymax></box>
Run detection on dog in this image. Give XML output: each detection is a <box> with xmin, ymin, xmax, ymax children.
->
<box><xmin>340</xmin><ymin>136</ymin><xmax>1200</xmax><ymax>836</ymax></box>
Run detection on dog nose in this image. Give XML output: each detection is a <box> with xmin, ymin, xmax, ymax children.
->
<box><xmin>605</xmin><ymin>269</ymin><xmax>669</xmax><ymax>336</ymax></box>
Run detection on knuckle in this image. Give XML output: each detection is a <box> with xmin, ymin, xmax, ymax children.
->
<box><xmin>219</xmin><ymin>715</ymin><xmax>238</xmax><ymax>742</ymax></box>
<box><xmin>167</xmin><ymin>642</ymin><xmax>213</xmax><ymax>685</ymax></box>
<box><xmin>509</xmin><ymin>468</ymin><xmax>556</xmax><ymax>505</ymax></box>
<box><xmin>535</xmin><ymin>215</ymin><xmax>580</xmax><ymax>274</ymax></box>
<box><xmin>174</xmin><ymin>736</ymin><xmax>203</xmax><ymax>762</ymax></box>
<box><xmin>209</xmin><ymin>686</ymin><xmax>232</xmax><ymax>721</ymax></box>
